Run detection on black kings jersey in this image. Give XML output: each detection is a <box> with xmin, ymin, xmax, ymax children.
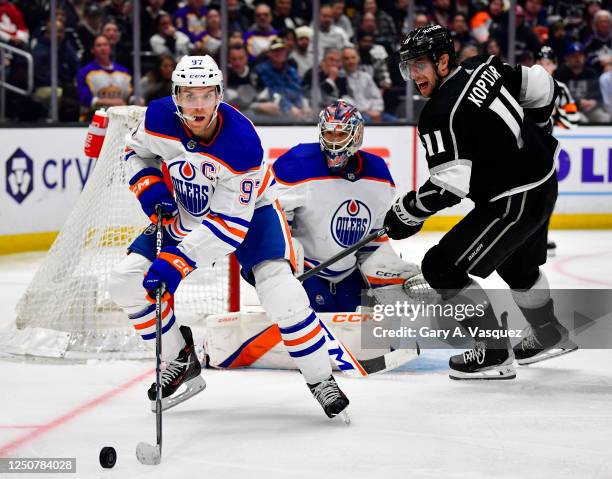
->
<box><xmin>416</xmin><ymin>55</ymin><xmax>558</xmax><ymax>209</ymax></box>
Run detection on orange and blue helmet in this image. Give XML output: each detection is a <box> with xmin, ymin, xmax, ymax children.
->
<box><xmin>318</xmin><ymin>99</ymin><xmax>364</xmax><ymax>171</ymax></box>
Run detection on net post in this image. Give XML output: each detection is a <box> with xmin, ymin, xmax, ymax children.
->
<box><xmin>228</xmin><ymin>253</ymin><xmax>241</xmax><ymax>312</ymax></box>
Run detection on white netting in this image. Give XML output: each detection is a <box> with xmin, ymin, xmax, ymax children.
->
<box><xmin>3</xmin><ymin>106</ymin><xmax>234</xmax><ymax>359</ymax></box>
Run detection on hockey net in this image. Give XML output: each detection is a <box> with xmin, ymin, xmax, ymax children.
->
<box><xmin>3</xmin><ymin>106</ymin><xmax>239</xmax><ymax>359</ymax></box>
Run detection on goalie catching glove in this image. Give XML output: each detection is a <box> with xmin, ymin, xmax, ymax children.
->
<box><xmin>129</xmin><ymin>167</ymin><xmax>178</xmax><ymax>225</ymax></box>
<box><xmin>384</xmin><ymin>191</ymin><xmax>431</xmax><ymax>240</ymax></box>
<box><xmin>143</xmin><ymin>246</ymin><xmax>196</xmax><ymax>302</ymax></box>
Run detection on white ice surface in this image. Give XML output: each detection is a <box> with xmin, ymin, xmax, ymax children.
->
<box><xmin>0</xmin><ymin>231</ymin><xmax>611</xmax><ymax>479</ymax></box>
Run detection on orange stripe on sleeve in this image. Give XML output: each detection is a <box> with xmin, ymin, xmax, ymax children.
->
<box><xmin>210</xmin><ymin>215</ymin><xmax>247</xmax><ymax>239</ymax></box>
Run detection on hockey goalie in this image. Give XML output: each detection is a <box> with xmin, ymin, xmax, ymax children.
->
<box><xmin>205</xmin><ymin>100</ymin><xmax>428</xmax><ymax>371</ymax></box>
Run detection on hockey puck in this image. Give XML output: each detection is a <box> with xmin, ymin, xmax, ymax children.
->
<box><xmin>99</xmin><ymin>446</ymin><xmax>116</xmax><ymax>468</ymax></box>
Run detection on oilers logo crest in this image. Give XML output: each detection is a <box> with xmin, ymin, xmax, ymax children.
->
<box><xmin>330</xmin><ymin>199</ymin><xmax>371</xmax><ymax>247</ymax></box>
<box><xmin>167</xmin><ymin>159</ymin><xmax>210</xmax><ymax>217</ymax></box>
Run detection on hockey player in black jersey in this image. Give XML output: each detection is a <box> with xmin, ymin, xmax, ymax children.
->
<box><xmin>384</xmin><ymin>25</ymin><xmax>577</xmax><ymax>380</ymax></box>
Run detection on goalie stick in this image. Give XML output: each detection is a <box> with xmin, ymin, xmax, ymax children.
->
<box><xmin>298</xmin><ymin>227</ymin><xmax>420</xmax><ymax>377</ymax></box>
<box><xmin>136</xmin><ymin>205</ymin><xmax>164</xmax><ymax>465</ymax></box>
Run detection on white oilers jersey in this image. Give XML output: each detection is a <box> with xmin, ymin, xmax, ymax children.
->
<box><xmin>259</xmin><ymin>142</ymin><xmax>395</xmax><ymax>283</ymax></box>
<box><xmin>125</xmin><ymin>97</ymin><xmax>263</xmax><ymax>266</ymax></box>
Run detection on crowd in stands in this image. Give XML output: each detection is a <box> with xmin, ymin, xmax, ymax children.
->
<box><xmin>0</xmin><ymin>0</ymin><xmax>611</xmax><ymax>123</ymax></box>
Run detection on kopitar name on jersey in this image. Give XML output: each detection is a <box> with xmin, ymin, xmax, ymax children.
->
<box><xmin>331</xmin><ymin>199</ymin><xmax>371</xmax><ymax>247</ymax></box>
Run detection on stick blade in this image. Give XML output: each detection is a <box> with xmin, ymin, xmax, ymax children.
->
<box><xmin>136</xmin><ymin>441</ymin><xmax>161</xmax><ymax>465</ymax></box>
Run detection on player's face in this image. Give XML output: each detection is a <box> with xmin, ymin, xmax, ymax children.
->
<box><xmin>322</xmin><ymin>128</ymin><xmax>350</xmax><ymax>145</ymax></box>
<box><xmin>402</xmin><ymin>55</ymin><xmax>438</xmax><ymax>98</ymax></box>
<box><xmin>177</xmin><ymin>86</ymin><xmax>218</xmax><ymax>134</ymax></box>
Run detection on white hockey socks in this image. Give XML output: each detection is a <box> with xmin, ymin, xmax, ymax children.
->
<box><xmin>253</xmin><ymin>259</ymin><xmax>332</xmax><ymax>384</ymax></box>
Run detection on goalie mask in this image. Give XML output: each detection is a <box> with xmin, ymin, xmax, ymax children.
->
<box><xmin>171</xmin><ymin>55</ymin><xmax>224</xmax><ymax>128</ymax></box>
<box><xmin>318</xmin><ymin>100</ymin><xmax>364</xmax><ymax>171</ymax></box>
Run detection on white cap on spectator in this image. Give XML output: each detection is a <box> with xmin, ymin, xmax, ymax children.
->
<box><xmin>295</xmin><ymin>26</ymin><xmax>313</xmax><ymax>40</ymax></box>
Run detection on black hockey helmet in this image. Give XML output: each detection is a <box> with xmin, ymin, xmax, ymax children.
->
<box><xmin>536</xmin><ymin>45</ymin><xmax>556</xmax><ymax>62</ymax></box>
<box><xmin>399</xmin><ymin>25</ymin><xmax>456</xmax><ymax>81</ymax></box>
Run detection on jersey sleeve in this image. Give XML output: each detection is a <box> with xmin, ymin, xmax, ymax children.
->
<box><xmin>178</xmin><ymin>164</ymin><xmax>262</xmax><ymax>266</ymax></box>
<box><xmin>414</xmin><ymin>109</ymin><xmax>472</xmax><ymax>214</ymax></box>
<box><xmin>124</xmin><ymin>110</ymin><xmax>164</xmax><ymax>172</ymax></box>
<box><xmin>501</xmin><ymin>61</ymin><xmax>557</xmax><ymax>129</ymax></box>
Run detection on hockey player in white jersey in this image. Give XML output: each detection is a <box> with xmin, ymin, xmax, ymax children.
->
<box><xmin>259</xmin><ymin>99</ymin><xmax>422</xmax><ymax>312</ymax></box>
<box><xmin>108</xmin><ymin>55</ymin><xmax>348</xmax><ymax>419</ymax></box>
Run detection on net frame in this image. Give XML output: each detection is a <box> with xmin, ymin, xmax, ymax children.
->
<box><xmin>2</xmin><ymin>106</ymin><xmax>239</xmax><ymax>359</ymax></box>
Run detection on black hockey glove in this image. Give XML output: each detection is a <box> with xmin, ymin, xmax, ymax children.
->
<box><xmin>384</xmin><ymin>191</ymin><xmax>430</xmax><ymax>240</ymax></box>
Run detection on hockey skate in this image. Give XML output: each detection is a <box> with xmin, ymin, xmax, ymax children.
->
<box><xmin>513</xmin><ymin>321</ymin><xmax>578</xmax><ymax>366</ymax></box>
<box><xmin>308</xmin><ymin>375</ymin><xmax>350</xmax><ymax>424</ymax></box>
<box><xmin>148</xmin><ymin>325</ymin><xmax>206</xmax><ymax>412</ymax></box>
<box><xmin>547</xmin><ymin>240</ymin><xmax>556</xmax><ymax>257</ymax></box>
<box><xmin>449</xmin><ymin>340</ymin><xmax>516</xmax><ymax>380</ymax></box>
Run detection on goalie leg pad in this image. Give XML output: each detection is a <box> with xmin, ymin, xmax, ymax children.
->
<box><xmin>109</xmin><ymin>252</ymin><xmax>185</xmax><ymax>361</ymax></box>
<box><xmin>253</xmin><ymin>259</ymin><xmax>331</xmax><ymax>383</ymax></box>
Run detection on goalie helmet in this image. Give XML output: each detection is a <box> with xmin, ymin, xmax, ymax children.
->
<box><xmin>318</xmin><ymin>100</ymin><xmax>364</xmax><ymax>171</ymax></box>
<box><xmin>171</xmin><ymin>55</ymin><xmax>224</xmax><ymax>125</ymax></box>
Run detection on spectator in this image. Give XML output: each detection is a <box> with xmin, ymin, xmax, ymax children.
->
<box><xmin>226</xmin><ymin>44</ymin><xmax>282</xmax><ymax>120</ymax></box>
<box><xmin>32</xmin><ymin>18</ymin><xmax>80</xmax><ymax>121</ymax></box>
<box><xmin>244</xmin><ymin>4</ymin><xmax>279</xmax><ymax>61</ymax></box>
<box><xmin>303</xmin><ymin>47</ymin><xmax>350</xmax><ymax>109</ymax></box>
<box><xmin>331</xmin><ymin>0</ymin><xmax>354</xmax><ymax>41</ymax></box>
<box><xmin>459</xmin><ymin>43</ymin><xmax>479</xmax><ymax>63</ymax></box>
<box><xmin>0</xmin><ymin>0</ymin><xmax>29</xmax><ymax>47</ymax></box>
<box><xmin>102</xmin><ymin>0</ymin><xmax>125</xmax><ymax>24</ymax></box>
<box><xmin>76</xmin><ymin>34</ymin><xmax>133</xmax><ymax>119</ymax></box>
<box><xmin>451</xmin><ymin>13</ymin><xmax>472</xmax><ymax>47</ymax></box>
<box><xmin>314</xmin><ymin>4</ymin><xmax>352</xmax><ymax>58</ymax></box>
<box><xmin>555</xmin><ymin>42</ymin><xmax>608</xmax><ymax>122</ymax></box>
<box><xmin>150</xmin><ymin>13</ymin><xmax>192</xmax><ymax>60</ymax></box>
<box><xmin>101</xmin><ymin>20</ymin><xmax>131</xmax><ymax>69</ymax></box>
<box><xmin>282</xmin><ymin>28</ymin><xmax>297</xmax><ymax>53</ymax></box>
<box><xmin>140</xmin><ymin>53</ymin><xmax>175</xmax><ymax>104</ymax></box>
<box><xmin>356</xmin><ymin>30</ymin><xmax>391</xmax><ymax>90</ymax></box>
<box><xmin>354</xmin><ymin>0</ymin><xmax>397</xmax><ymax>53</ymax></box>
<box><xmin>600</xmin><ymin>64</ymin><xmax>612</xmax><ymax>119</ymax></box>
<box><xmin>470</xmin><ymin>0</ymin><xmax>503</xmax><ymax>43</ymax></box>
<box><xmin>174</xmin><ymin>0</ymin><xmax>207</xmax><ymax>45</ymax></box>
<box><xmin>341</xmin><ymin>46</ymin><xmax>395</xmax><ymax>122</ymax></box>
<box><xmin>491</xmin><ymin>5</ymin><xmax>540</xmax><ymax>63</ymax></box>
<box><xmin>579</xmin><ymin>0</ymin><xmax>602</xmax><ymax>44</ymax></box>
<box><xmin>547</xmin><ymin>21</ymin><xmax>572</xmax><ymax>65</ymax></box>
<box><xmin>255</xmin><ymin>36</ymin><xmax>312</xmax><ymax>120</ymax></box>
<box><xmin>226</xmin><ymin>44</ymin><xmax>261</xmax><ymax>109</ymax></box>
<box><xmin>272</xmin><ymin>0</ymin><xmax>303</xmax><ymax>32</ymax></box>
<box><xmin>585</xmin><ymin>10</ymin><xmax>612</xmax><ymax>73</ymax></box>
<box><xmin>227</xmin><ymin>0</ymin><xmax>252</xmax><ymax>35</ymax></box>
<box><xmin>391</xmin><ymin>0</ymin><xmax>408</xmax><ymax>36</ymax></box>
<box><xmin>289</xmin><ymin>25</ymin><xmax>313</xmax><ymax>79</ymax></box>
<box><xmin>484</xmin><ymin>37</ymin><xmax>502</xmax><ymax>59</ymax></box>
<box><xmin>141</xmin><ymin>0</ymin><xmax>168</xmax><ymax>44</ymax></box>
<box><xmin>76</xmin><ymin>3</ymin><xmax>103</xmax><ymax>64</ymax></box>
<box><xmin>198</xmin><ymin>7</ymin><xmax>222</xmax><ymax>59</ymax></box>
<box><xmin>429</xmin><ymin>0</ymin><xmax>453</xmax><ymax>29</ymax></box>
<box><xmin>454</xmin><ymin>0</ymin><xmax>473</xmax><ymax>19</ymax></box>
<box><xmin>523</xmin><ymin>0</ymin><xmax>546</xmax><ymax>29</ymax></box>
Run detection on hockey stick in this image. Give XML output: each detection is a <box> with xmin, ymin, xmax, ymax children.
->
<box><xmin>297</xmin><ymin>227</ymin><xmax>420</xmax><ymax>376</ymax></box>
<box><xmin>297</xmin><ymin>227</ymin><xmax>388</xmax><ymax>282</ymax></box>
<box><xmin>136</xmin><ymin>205</ymin><xmax>164</xmax><ymax>465</ymax></box>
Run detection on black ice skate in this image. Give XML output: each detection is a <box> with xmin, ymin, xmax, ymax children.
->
<box><xmin>547</xmin><ymin>240</ymin><xmax>556</xmax><ymax>257</ymax></box>
<box><xmin>449</xmin><ymin>341</ymin><xmax>516</xmax><ymax>380</ymax></box>
<box><xmin>513</xmin><ymin>321</ymin><xmax>578</xmax><ymax>366</ymax></box>
<box><xmin>308</xmin><ymin>375</ymin><xmax>350</xmax><ymax>423</ymax></box>
<box><xmin>148</xmin><ymin>325</ymin><xmax>206</xmax><ymax>411</ymax></box>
